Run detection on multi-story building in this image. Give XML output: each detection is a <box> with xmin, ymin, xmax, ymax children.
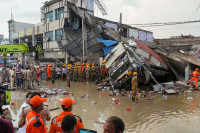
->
<box><xmin>8</xmin><ymin>20</ymin><xmax>34</xmax><ymax>44</ymax></box>
<box><xmin>0</xmin><ymin>34</ymin><xmax>4</xmax><ymax>44</ymax></box>
<box><xmin>10</xmin><ymin>0</ymin><xmax>154</xmax><ymax>65</ymax></box>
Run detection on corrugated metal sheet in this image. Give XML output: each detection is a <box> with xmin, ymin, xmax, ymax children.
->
<box><xmin>135</xmin><ymin>40</ymin><xmax>167</xmax><ymax>68</ymax></box>
<box><xmin>63</xmin><ymin>31</ymin><xmax>104</xmax><ymax>57</ymax></box>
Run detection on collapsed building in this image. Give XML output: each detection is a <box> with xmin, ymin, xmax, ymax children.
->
<box><xmin>9</xmin><ymin>0</ymin><xmax>155</xmax><ymax>65</ymax></box>
<box><xmin>155</xmin><ymin>36</ymin><xmax>200</xmax><ymax>81</ymax></box>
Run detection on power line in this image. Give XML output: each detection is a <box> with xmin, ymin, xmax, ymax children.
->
<box><xmin>127</xmin><ymin>20</ymin><xmax>200</xmax><ymax>27</ymax></box>
<box><xmin>145</xmin><ymin>25</ymin><xmax>200</xmax><ymax>31</ymax></box>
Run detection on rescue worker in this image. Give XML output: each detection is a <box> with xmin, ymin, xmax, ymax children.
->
<box><xmin>189</xmin><ymin>68</ymin><xmax>200</xmax><ymax>90</ymax></box>
<box><xmin>100</xmin><ymin>60</ymin><xmax>106</xmax><ymax>79</ymax></box>
<box><xmin>49</xmin><ymin>97</ymin><xmax>84</xmax><ymax>133</ymax></box>
<box><xmin>77</xmin><ymin>65</ymin><xmax>82</xmax><ymax>82</ymax></box>
<box><xmin>132</xmin><ymin>72</ymin><xmax>138</xmax><ymax>102</ymax></box>
<box><xmin>90</xmin><ymin>64</ymin><xmax>96</xmax><ymax>82</ymax></box>
<box><xmin>82</xmin><ymin>63</ymin><xmax>86</xmax><ymax>81</ymax></box>
<box><xmin>62</xmin><ymin>65</ymin><xmax>67</xmax><ymax>80</ymax></box>
<box><xmin>36</xmin><ymin>67</ymin><xmax>41</xmax><ymax>85</ymax></box>
<box><xmin>25</xmin><ymin>95</ymin><xmax>47</xmax><ymax>133</ymax></box>
<box><xmin>9</xmin><ymin>67</ymin><xmax>15</xmax><ymax>90</ymax></box>
<box><xmin>51</xmin><ymin>66</ymin><xmax>57</xmax><ymax>83</ymax></box>
<box><xmin>85</xmin><ymin>64</ymin><xmax>90</xmax><ymax>82</ymax></box>
<box><xmin>44</xmin><ymin>64</ymin><xmax>48</xmax><ymax>81</ymax></box>
<box><xmin>73</xmin><ymin>64</ymin><xmax>78</xmax><ymax>81</ymax></box>
<box><xmin>47</xmin><ymin>64</ymin><xmax>51</xmax><ymax>80</ymax></box>
<box><xmin>27</xmin><ymin>67</ymin><xmax>33</xmax><ymax>90</ymax></box>
<box><xmin>67</xmin><ymin>64</ymin><xmax>72</xmax><ymax>88</ymax></box>
<box><xmin>1</xmin><ymin>67</ymin><xmax>6</xmax><ymax>84</ymax></box>
<box><xmin>31</xmin><ymin>67</ymin><xmax>37</xmax><ymax>89</ymax></box>
<box><xmin>18</xmin><ymin>92</ymin><xmax>51</xmax><ymax>128</ymax></box>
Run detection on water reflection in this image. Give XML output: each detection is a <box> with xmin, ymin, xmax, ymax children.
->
<box><xmin>6</xmin><ymin>80</ymin><xmax>200</xmax><ymax>133</ymax></box>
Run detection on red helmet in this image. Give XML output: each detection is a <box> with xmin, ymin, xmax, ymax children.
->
<box><xmin>195</xmin><ymin>68</ymin><xmax>199</xmax><ymax>71</ymax></box>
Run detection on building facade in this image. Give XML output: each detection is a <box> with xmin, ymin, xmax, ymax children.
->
<box><xmin>10</xmin><ymin>0</ymin><xmax>154</xmax><ymax>65</ymax></box>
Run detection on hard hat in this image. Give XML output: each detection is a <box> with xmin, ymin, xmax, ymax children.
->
<box><xmin>133</xmin><ymin>72</ymin><xmax>138</xmax><ymax>75</ymax></box>
<box><xmin>195</xmin><ymin>68</ymin><xmax>199</xmax><ymax>71</ymax></box>
<box><xmin>63</xmin><ymin>64</ymin><xmax>66</xmax><ymax>67</ymax></box>
<box><xmin>52</xmin><ymin>66</ymin><xmax>55</xmax><ymax>68</ymax></box>
<box><xmin>102</xmin><ymin>60</ymin><xmax>106</xmax><ymax>63</ymax></box>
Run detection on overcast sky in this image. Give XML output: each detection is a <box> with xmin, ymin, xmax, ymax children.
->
<box><xmin>0</xmin><ymin>0</ymin><xmax>200</xmax><ymax>39</ymax></box>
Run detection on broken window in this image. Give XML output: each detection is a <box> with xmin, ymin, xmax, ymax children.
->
<box><xmin>45</xmin><ymin>31</ymin><xmax>53</xmax><ymax>41</ymax></box>
<box><xmin>56</xmin><ymin>8</ymin><xmax>64</xmax><ymax>20</ymax></box>
<box><xmin>55</xmin><ymin>29</ymin><xmax>63</xmax><ymax>41</ymax></box>
<box><xmin>45</xmin><ymin>11</ymin><xmax>53</xmax><ymax>22</ymax></box>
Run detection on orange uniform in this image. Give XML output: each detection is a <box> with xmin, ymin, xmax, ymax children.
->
<box><xmin>36</xmin><ymin>69</ymin><xmax>41</xmax><ymax>80</ymax></box>
<box><xmin>47</xmin><ymin>66</ymin><xmax>51</xmax><ymax>78</ymax></box>
<box><xmin>49</xmin><ymin>112</ymin><xmax>84</xmax><ymax>133</ymax></box>
<box><xmin>189</xmin><ymin>70</ymin><xmax>199</xmax><ymax>89</ymax></box>
<box><xmin>26</xmin><ymin>110</ymin><xmax>47</xmax><ymax>133</ymax></box>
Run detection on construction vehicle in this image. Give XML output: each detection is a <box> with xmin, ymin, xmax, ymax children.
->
<box><xmin>0</xmin><ymin>43</ymin><xmax>29</xmax><ymax>66</ymax></box>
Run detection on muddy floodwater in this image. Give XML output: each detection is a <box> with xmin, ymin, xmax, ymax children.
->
<box><xmin>4</xmin><ymin>80</ymin><xmax>200</xmax><ymax>133</ymax></box>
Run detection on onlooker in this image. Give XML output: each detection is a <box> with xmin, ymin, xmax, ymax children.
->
<box><xmin>16</xmin><ymin>67</ymin><xmax>22</xmax><ymax>89</ymax></box>
<box><xmin>103</xmin><ymin>116</ymin><xmax>125</xmax><ymax>133</ymax></box>
<box><xmin>18</xmin><ymin>92</ymin><xmax>32</xmax><ymax>133</ymax></box>
<box><xmin>61</xmin><ymin>115</ymin><xmax>77</xmax><ymax>133</ymax></box>
<box><xmin>56</xmin><ymin>65</ymin><xmax>62</xmax><ymax>80</ymax></box>
<box><xmin>49</xmin><ymin>97</ymin><xmax>84</xmax><ymax>133</ymax></box>
<box><xmin>0</xmin><ymin>118</ymin><xmax>14</xmax><ymax>133</ymax></box>
<box><xmin>26</xmin><ymin>95</ymin><xmax>47</xmax><ymax>133</ymax></box>
<box><xmin>0</xmin><ymin>90</ymin><xmax>9</xmax><ymax>118</ymax></box>
<box><xmin>18</xmin><ymin>92</ymin><xmax>51</xmax><ymax>128</ymax></box>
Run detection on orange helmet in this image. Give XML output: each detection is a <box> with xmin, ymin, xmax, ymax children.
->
<box><xmin>195</xmin><ymin>68</ymin><xmax>199</xmax><ymax>71</ymax></box>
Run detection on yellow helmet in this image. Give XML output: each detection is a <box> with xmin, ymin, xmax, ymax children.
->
<box><xmin>133</xmin><ymin>72</ymin><xmax>138</xmax><ymax>75</ymax></box>
<box><xmin>52</xmin><ymin>66</ymin><xmax>55</xmax><ymax>68</ymax></box>
<box><xmin>102</xmin><ymin>60</ymin><xmax>106</xmax><ymax>63</ymax></box>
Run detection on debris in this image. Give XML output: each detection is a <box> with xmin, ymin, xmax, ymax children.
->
<box><xmin>49</xmin><ymin>107</ymin><xmax>60</xmax><ymax>111</ymax></box>
<box><xmin>164</xmin><ymin>89</ymin><xmax>178</xmax><ymax>94</ymax></box>
<box><xmin>126</xmin><ymin>108</ymin><xmax>131</xmax><ymax>111</ymax></box>
<box><xmin>175</xmin><ymin>81</ymin><xmax>190</xmax><ymax>89</ymax></box>
<box><xmin>147</xmin><ymin>96</ymin><xmax>155</xmax><ymax>100</ymax></box>
<box><xmin>162</xmin><ymin>95</ymin><xmax>168</xmax><ymax>99</ymax></box>
<box><xmin>81</xmin><ymin>94</ymin><xmax>88</xmax><ymax>98</ymax></box>
<box><xmin>83</xmin><ymin>109</ymin><xmax>87</xmax><ymax>112</ymax></box>
<box><xmin>187</xmin><ymin>97</ymin><xmax>193</xmax><ymax>101</ymax></box>
<box><xmin>90</xmin><ymin>101</ymin><xmax>97</xmax><ymax>105</ymax></box>
<box><xmin>100</xmin><ymin>120</ymin><xmax>105</xmax><ymax>124</ymax></box>
<box><xmin>11</xmin><ymin>102</ymin><xmax>15</xmax><ymax>105</ymax></box>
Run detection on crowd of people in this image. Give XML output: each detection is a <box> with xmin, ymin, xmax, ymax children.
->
<box><xmin>0</xmin><ymin>62</ymin><xmax>108</xmax><ymax>90</ymax></box>
<box><xmin>0</xmin><ymin>91</ymin><xmax>125</xmax><ymax>133</ymax></box>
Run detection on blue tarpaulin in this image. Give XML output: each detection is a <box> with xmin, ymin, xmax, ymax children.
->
<box><xmin>97</xmin><ymin>38</ymin><xmax>118</xmax><ymax>47</ymax></box>
<box><xmin>103</xmin><ymin>46</ymin><xmax>116</xmax><ymax>56</ymax></box>
<box><xmin>97</xmin><ymin>38</ymin><xmax>118</xmax><ymax>56</ymax></box>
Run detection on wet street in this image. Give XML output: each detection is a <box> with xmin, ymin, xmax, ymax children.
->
<box><xmin>5</xmin><ymin>80</ymin><xmax>200</xmax><ymax>133</ymax></box>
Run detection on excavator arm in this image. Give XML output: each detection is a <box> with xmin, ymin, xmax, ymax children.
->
<box><xmin>0</xmin><ymin>43</ymin><xmax>29</xmax><ymax>66</ymax></box>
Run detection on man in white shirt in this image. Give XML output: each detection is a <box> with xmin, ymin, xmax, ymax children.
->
<box><xmin>18</xmin><ymin>92</ymin><xmax>32</xmax><ymax>133</ymax></box>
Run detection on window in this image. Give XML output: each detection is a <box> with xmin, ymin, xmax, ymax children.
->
<box><xmin>45</xmin><ymin>31</ymin><xmax>53</xmax><ymax>41</ymax></box>
<box><xmin>45</xmin><ymin>11</ymin><xmax>53</xmax><ymax>22</ymax></box>
<box><xmin>55</xmin><ymin>29</ymin><xmax>63</xmax><ymax>41</ymax></box>
<box><xmin>56</xmin><ymin>8</ymin><xmax>64</xmax><ymax>20</ymax></box>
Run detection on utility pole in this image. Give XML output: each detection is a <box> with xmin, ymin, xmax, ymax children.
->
<box><xmin>119</xmin><ymin>13</ymin><xmax>122</xmax><ymax>42</ymax></box>
<box><xmin>82</xmin><ymin>19</ymin><xmax>85</xmax><ymax>62</ymax></box>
